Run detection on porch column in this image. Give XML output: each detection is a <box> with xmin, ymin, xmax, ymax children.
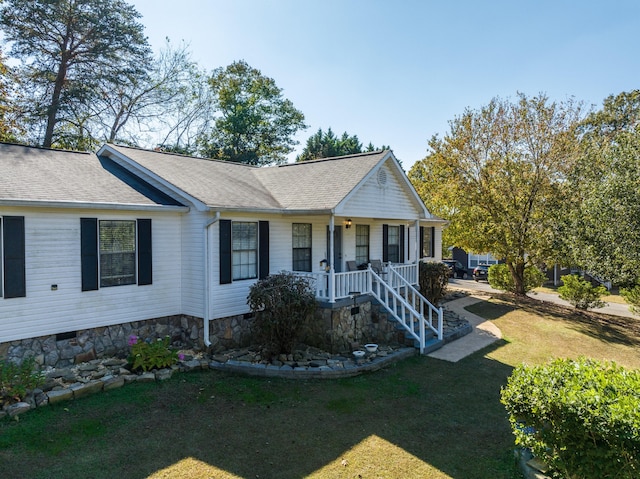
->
<box><xmin>414</xmin><ymin>219</ymin><xmax>420</xmax><ymax>284</ymax></box>
<box><xmin>329</xmin><ymin>214</ymin><xmax>335</xmax><ymax>302</ymax></box>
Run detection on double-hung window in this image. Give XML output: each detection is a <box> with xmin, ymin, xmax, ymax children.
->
<box><xmin>292</xmin><ymin>223</ymin><xmax>312</xmax><ymax>272</ymax></box>
<box><xmin>232</xmin><ymin>222</ymin><xmax>258</xmax><ymax>280</ymax></box>
<box><xmin>100</xmin><ymin>220</ymin><xmax>136</xmax><ymax>287</ymax></box>
<box><xmin>420</xmin><ymin>226</ymin><xmax>435</xmax><ymax>258</ymax></box>
<box><xmin>383</xmin><ymin>224</ymin><xmax>404</xmax><ymax>264</ymax></box>
<box><xmin>219</xmin><ymin>220</ymin><xmax>269</xmax><ymax>284</ymax></box>
<box><xmin>81</xmin><ymin>218</ymin><xmax>152</xmax><ymax>291</ymax></box>
<box><xmin>387</xmin><ymin>225</ymin><xmax>400</xmax><ymax>263</ymax></box>
<box><xmin>355</xmin><ymin>224</ymin><xmax>369</xmax><ymax>265</ymax></box>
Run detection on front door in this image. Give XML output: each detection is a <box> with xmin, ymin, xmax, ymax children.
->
<box><xmin>326</xmin><ymin>225</ymin><xmax>343</xmax><ymax>272</ymax></box>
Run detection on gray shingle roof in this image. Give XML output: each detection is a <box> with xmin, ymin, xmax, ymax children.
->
<box><xmin>0</xmin><ymin>143</ymin><xmax>166</xmax><ymax>206</ymax></box>
<box><xmin>106</xmin><ymin>145</ymin><xmax>390</xmax><ymax>211</ymax></box>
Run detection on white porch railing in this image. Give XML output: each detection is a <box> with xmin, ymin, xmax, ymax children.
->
<box><xmin>293</xmin><ymin>262</ymin><xmax>443</xmax><ymax>354</ymax></box>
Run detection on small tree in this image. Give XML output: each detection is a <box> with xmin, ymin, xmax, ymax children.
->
<box><xmin>418</xmin><ymin>261</ymin><xmax>449</xmax><ymax>305</ymax></box>
<box><xmin>247</xmin><ymin>272</ymin><xmax>317</xmax><ymax>358</ymax></box>
<box><xmin>620</xmin><ymin>284</ymin><xmax>640</xmax><ymax>314</ymax></box>
<box><xmin>488</xmin><ymin>263</ymin><xmax>545</xmax><ymax>294</ymax></box>
<box><xmin>558</xmin><ymin>274</ymin><xmax>607</xmax><ymax>310</ymax></box>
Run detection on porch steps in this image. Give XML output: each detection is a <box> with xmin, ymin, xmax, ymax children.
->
<box><xmin>372</xmin><ymin>297</ymin><xmax>444</xmax><ymax>354</ymax></box>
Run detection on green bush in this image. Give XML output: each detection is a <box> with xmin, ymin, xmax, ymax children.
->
<box><xmin>0</xmin><ymin>356</ymin><xmax>44</xmax><ymax>405</ymax></box>
<box><xmin>501</xmin><ymin>357</ymin><xmax>640</xmax><ymax>479</ymax></box>
<box><xmin>487</xmin><ymin>263</ymin><xmax>545</xmax><ymax>294</ymax></box>
<box><xmin>128</xmin><ymin>335</ymin><xmax>180</xmax><ymax>372</ymax></box>
<box><xmin>620</xmin><ymin>284</ymin><xmax>640</xmax><ymax>314</ymax></box>
<box><xmin>418</xmin><ymin>261</ymin><xmax>449</xmax><ymax>305</ymax></box>
<box><xmin>247</xmin><ymin>272</ymin><xmax>317</xmax><ymax>358</ymax></box>
<box><xmin>558</xmin><ymin>274</ymin><xmax>607</xmax><ymax>310</ymax></box>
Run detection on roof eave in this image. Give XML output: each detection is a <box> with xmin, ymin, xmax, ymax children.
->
<box><xmin>0</xmin><ymin>199</ymin><xmax>189</xmax><ymax>213</ymax></box>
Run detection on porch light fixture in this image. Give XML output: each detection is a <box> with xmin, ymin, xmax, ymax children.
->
<box><xmin>345</xmin><ymin>218</ymin><xmax>352</xmax><ymax>229</ymax></box>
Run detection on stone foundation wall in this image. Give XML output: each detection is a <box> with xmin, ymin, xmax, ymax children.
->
<box><xmin>309</xmin><ymin>299</ymin><xmax>403</xmax><ymax>353</ymax></box>
<box><xmin>1</xmin><ymin>297</ymin><xmax>401</xmax><ymax>367</ymax></box>
<box><xmin>0</xmin><ymin>315</ymin><xmax>205</xmax><ymax>369</ymax></box>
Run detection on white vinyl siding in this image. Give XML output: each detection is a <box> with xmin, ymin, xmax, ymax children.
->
<box><xmin>0</xmin><ymin>208</ymin><xmax>182</xmax><ymax>344</ymax></box>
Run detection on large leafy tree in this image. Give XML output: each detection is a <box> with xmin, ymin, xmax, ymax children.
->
<box><xmin>0</xmin><ymin>0</ymin><xmax>151</xmax><ymax>148</ymax></box>
<box><xmin>296</xmin><ymin>127</ymin><xmax>389</xmax><ymax>161</ymax></box>
<box><xmin>196</xmin><ymin>60</ymin><xmax>306</xmax><ymax>165</ymax></box>
<box><xmin>565</xmin><ymin>90</ymin><xmax>640</xmax><ymax>285</ymax></box>
<box><xmin>409</xmin><ymin>93</ymin><xmax>581</xmax><ymax>295</ymax></box>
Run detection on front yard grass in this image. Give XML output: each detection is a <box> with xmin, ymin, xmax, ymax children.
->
<box><xmin>1</xmin><ymin>293</ymin><xmax>638</xmax><ymax>479</ymax></box>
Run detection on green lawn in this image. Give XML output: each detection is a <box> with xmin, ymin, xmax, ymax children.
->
<box><xmin>1</xmin><ymin>294</ymin><xmax>638</xmax><ymax>479</ymax></box>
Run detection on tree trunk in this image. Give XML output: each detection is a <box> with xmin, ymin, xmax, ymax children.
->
<box><xmin>508</xmin><ymin>262</ymin><xmax>527</xmax><ymax>296</ymax></box>
<box><xmin>43</xmin><ymin>60</ymin><xmax>68</xmax><ymax>148</ymax></box>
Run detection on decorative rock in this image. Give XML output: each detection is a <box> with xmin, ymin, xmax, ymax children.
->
<box><xmin>136</xmin><ymin>372</ymin><xmax>156</xmax><ymax>382</ymax></box>
<box><xmin>101</xmin><ymin>376</ymin><xmax>125</xmax><ymax>391</ymax></box>
<box><xmin>154</xmin><ymin>369</ymin><xmax>173</xmax><ymax>381</ymax></box>
<box><xmin>6</xmin><ymin>402</ymin><xmax>32</xmax><ymax>417</ymax></box>
<box><xmin>47</xmin><ymin>388</ymin><xmax>73</xmax><ymax>404</ymax></box>
<box><xmin>70</xmin><ymin>380</ymin><xmax>103</xmax><ymax>399</ymax></box>
<box><xmin>182</xmin><ymin>359</ymin><xmax>201</xmax><ymax>371</ymax></box>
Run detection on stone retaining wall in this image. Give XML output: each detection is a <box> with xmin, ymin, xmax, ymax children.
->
<box><xmin>0</xmin><ymin>298</ymin><xmax>397</xmax><ymax>367</ymax></box>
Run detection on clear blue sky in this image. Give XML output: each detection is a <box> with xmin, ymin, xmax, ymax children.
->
<box><xmin>130</xmin><ymin>0</ymin><xmax>640</xmax><ymax>169</ymax></box>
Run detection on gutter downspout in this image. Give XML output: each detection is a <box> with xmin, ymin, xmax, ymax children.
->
<box><xmin>203</xmin><ymin>212</ymin><xmax>220</xmax><ymax>347</ymax></box>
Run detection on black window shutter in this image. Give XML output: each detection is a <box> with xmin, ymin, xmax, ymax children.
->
<box><xmin>430</xmin><ymin>226</ymin><xmax>435</xmax><ymax>257</ymax></box>
<box><xmin>219</xmin><ymin>220</ymin><xmax>232</xmax><ymax>284</ymax></box>
<box><xmin>419</xmin><ymin>226</ymin><xmax>425</xmax><ymax>259</ymax></box>
<box><xmin>259</xmin><ymin>221</ymin><xmax>269</xmax><ymax>279</ymax></box>
<box><xmin>399</xmin><ymin>225</ymin><xmax>405</xmax><ymax>263</ymax></box>
<box><xmin>3</xmin><ymin>216</ymin><xmax>26</xmax><ymax>298</ymax></box>
<box><xmin>137</xmin><ymin>219</ymin><xmax>152</xmax><ymax>286</ymax></box>
<box><xmin>382</xmin><ymin>224</ymin><xmax>389</xmax><ymax>262</ymax></box>
<box><xmin>80</xmin><ymin>218</ymin><xmax>98</xmax><ymax>291</ymax></box>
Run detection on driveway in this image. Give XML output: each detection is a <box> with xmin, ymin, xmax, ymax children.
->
<box><xmin>448</xmin><ymin>278</ymin><xmax>639</xmax><ymax>319</ymax></box>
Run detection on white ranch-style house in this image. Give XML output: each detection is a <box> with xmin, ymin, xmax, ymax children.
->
<box><xmin>0</xmin><ymin>142</ymin><xmax>445</xmax><ymax>367</ymax></box>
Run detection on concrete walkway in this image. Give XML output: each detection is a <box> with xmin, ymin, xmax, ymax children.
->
<box><xmin>428</xmin><ymin>295</ymin><xmax>502</xmax><ymax>362</ymax></box>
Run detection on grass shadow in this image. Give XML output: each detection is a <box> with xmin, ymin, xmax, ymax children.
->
<box><xmin>1</xmin><ymin>356</ymin><xmax>520</xmax><ymax>479</ymax></box>
<box><xmin>468</xmin><ymin>293</ymin><xmax>640</xmax><ymax>348</ymax></box>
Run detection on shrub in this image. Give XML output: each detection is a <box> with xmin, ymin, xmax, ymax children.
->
<box><xmin>620</xmin><ymin>284</ymin><xmax>640</xmax><ymax>314</ymax></box>
<box><xmin>247</xmin><ymin>272</ymin><xmax>317</xmax><ymax>358</ymax></box>
<box><xmin>558</xmin><ymin>274</ymin><xmax>607</xmax><ymax>310</ymax></box>
<box><xmin>0</xmin><ymin>356</ymin><xmax>44</xmax><ymax>405</ymax></box>
<box><xmin>128</xmin><ymin>335</ymin><xmax>181</xmax><ymax>372</ymax></box>
<box><xmin>501</xmin><ymin>357</ymin><xmax>640</xmax><ymax>479</ymax></box>
<box><xmin>418</xmin><ymin>261</ymin><xmax>449</xmax><ymax>305</ymax></box>
<box><xmin>487</xmin><ymin>263</ymin><xmax>546</xmax><ymax>294</ymax></box>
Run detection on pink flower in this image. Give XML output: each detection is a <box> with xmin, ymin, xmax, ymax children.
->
<box><xmin>128</xmin><ymin>335</ymin><xmax>138</xmax><ymax>346</ymax></box>
<box><xmin>178</xmin><ymin>353</ymin><xmax>185</xmax><ymax>361</ymax></box>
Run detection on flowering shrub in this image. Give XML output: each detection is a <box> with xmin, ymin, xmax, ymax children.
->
<box><xmin>128</xmin><ymin>335</ymin><xmax>182</xmax><ymax>372</ymax></box>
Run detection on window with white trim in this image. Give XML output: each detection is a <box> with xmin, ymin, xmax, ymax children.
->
<box><xmin>468</xmin><ymin>253</ymin><xmax>499</xmax><ymax>268</ymax></box>
<box><xmin>232</xmin><ymin>222</ymin><xmax>258</xmax><ymax>280</ymax></box>
<box><xmin>387</xmin><ymin>225</ymin><xmax>400</xmax><ymax>263</ymax></box>
<box><xmin>292</xmin><ymin>223</ymin><xmax>312</xmax><ymax>272</ymax></box>
<box><xmin>355</xmin><ymin>224</ymin><xmax>369</xmax><ymax>265</ymax></box>
<box><xmin>99</xmin><ymin>220</ymin><xmax>136</xmax><ymax>287</ymax></box>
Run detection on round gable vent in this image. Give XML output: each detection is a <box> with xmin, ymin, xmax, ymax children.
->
<box><xmin>377</xmin><ymin>168</ymin><xmax>388</xmax><ymax>187</ymax></box>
